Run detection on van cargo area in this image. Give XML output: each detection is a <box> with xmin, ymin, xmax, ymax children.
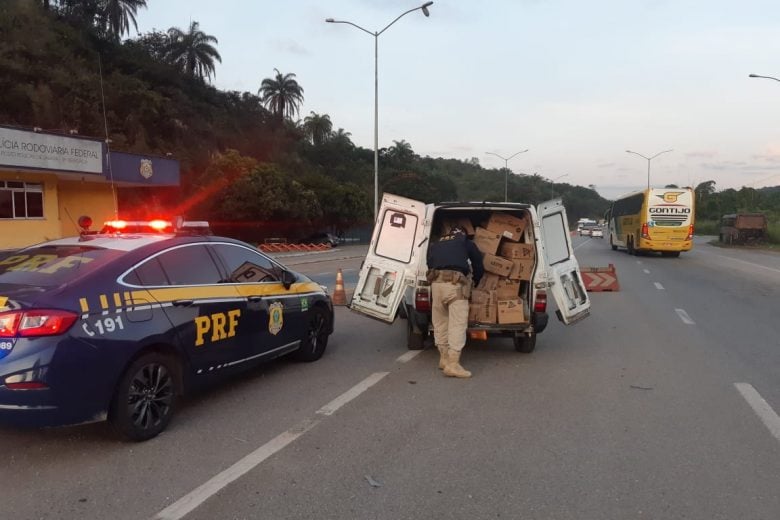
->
<box><xmin>429</xmin><ymin>206</ymin><xmax>536</xmax><ymax>330</ymax></box>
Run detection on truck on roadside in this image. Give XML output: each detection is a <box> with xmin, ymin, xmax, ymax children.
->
<box><xmin>719</xmin><ymin>213</ymin><xmax>768</xmax><ymax>244</ymax></box>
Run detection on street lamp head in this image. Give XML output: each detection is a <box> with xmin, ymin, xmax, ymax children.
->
<box><xmin>749</xmin><ymin>74</ymin><xmax>759</xmax><ymax>78</ymax></box>
<box><xmin>421</xmin><ymin>2</ymin><xmax>433</xmax><ymax>17</ymax></box>
<box><xmin>325</xmin><ymin>18</ymin><xmax>335</xmax><ymax>22</ymax></box>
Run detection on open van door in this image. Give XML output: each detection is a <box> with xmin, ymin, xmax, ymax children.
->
<box><xmin>538</xmin><ymin>199</ymin><xmax>591</xmax><ymax>324</ymax></box>
<box><xmin>350</xmin><ymin>193</ymin><xmax>428</xmax><ymax>323</ymax></box>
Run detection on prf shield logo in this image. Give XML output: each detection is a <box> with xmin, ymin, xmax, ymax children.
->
<box><xmin>268</xmin><ymin>302</ymin><xmax>284</xmax><ymax>335</ymax></box>
<box><xmin>657</xmin><ymin>191</ymin><xmax>683</xmax><ymax>203</ymax></box>
<box><xmin>139</xmin><ymin>159</ymin><xmax>153</xmax><ymax>179</ymax></box>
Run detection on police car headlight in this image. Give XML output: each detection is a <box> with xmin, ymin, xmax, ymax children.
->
<box><xmin>319</xmin><ymin>284</ymin><xmax>329</xmax><ymax>294</ymax></box>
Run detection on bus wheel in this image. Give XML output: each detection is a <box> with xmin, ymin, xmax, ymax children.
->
<box><xmin>610</xmin><ymin>236</ymin><xmax>618</xmax><ymax>251</ymax></box>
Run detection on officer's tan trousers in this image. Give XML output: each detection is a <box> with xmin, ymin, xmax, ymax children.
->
<box><xmin>431</xmin><ymin>281</ymin><xmax>469</xmax><ymax>353</ymax></box>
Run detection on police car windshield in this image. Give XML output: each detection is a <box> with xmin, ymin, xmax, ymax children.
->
<box><xmin>0</xmin><ymin>245</ymin><xmax>122</xmax><ymax>287</ymax></box>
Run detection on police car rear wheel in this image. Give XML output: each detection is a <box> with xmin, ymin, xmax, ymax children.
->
<box><xmin>110</xmin><ymin>353</ymin><xmax>178</xmax><ymax>441</ymax></box>
<box><xmin>295</xmin><ymin>307</ymin><xmax>329</xmax><ymax>362</ymax></box>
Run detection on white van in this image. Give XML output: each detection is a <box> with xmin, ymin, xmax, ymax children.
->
<box><xmin>350</xmin><ymin>193</ymin><xmax>591</xmax><ymax>353</ymax></box>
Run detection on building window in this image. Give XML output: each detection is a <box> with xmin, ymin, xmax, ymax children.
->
<box><xmin>0</xmin><ymin>181</ymin><xmax>44</xmax><ymax>219</ymax></box>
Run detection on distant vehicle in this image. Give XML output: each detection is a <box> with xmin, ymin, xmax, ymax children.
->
<box><xmin>579</xmin><ymin>226</ymin><xmax>592</xmax><ymax>237</ymax></box>
<box><xmin>719</xmin><ymin>213</ymin><xmax>768</xmax><ymax>244</ymax></box>
<box><xmin>605</xmin><ymin>187</ymin><xmax>695</xmax><ymax>257</ymax></box>
<box><xmin>302</xmin><ymin>232</ymin><xmax>340</xmax><ymax>247</ymax></box>
<box><xmin>0</xmin><ymin>220</ymin><xmax>334</xmax><ymax>441</ymax></box>
<box><xmin>588</xmin><ymin>225</ymin><xmax>604</xmax><ymax>238</ymax></box>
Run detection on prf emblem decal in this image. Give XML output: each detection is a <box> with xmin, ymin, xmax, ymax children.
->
<box><xmin>269</xmin><ymin>302</ymin><xmax>284</xmax><ymax>335</ymax></box>
<box><xmin>139</xmin><ymin>159</ymin><xmax>153</xmax><ymax>179</ymax></box>
<box><xmin>657</xmin><ymin>191</ymin><xmax>683</xmax><ymax>203</ymax></box>
<box><xmin>301</xmin><ymin>297</ymin><xmax>309</xmax><ymax>312</ymax></box>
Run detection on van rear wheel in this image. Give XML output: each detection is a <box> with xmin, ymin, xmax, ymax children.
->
<box><xmin>406</xmin><ymin>310</ymin><xmax>427</xmax><ymax>350</ymax></box>
<box><xmin>514</xmin><ymin>333</ymin><xmax>536</xmax><ymax>353</ymax></box>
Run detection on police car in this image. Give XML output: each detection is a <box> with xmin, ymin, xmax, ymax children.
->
<box><xmin>0</xmin><ymin>220</ymin><xmax>334</xmax><ymax>440</ymax></box>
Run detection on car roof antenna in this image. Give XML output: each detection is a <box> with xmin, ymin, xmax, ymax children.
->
<box><xmin>98</xmin><ymin>53</ymin><xmax>118</xmax><ymax>221</ymax></box>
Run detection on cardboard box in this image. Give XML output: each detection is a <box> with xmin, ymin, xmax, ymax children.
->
<box><xmin>473</xmin><ymin>227</ymin><xmax>502</xmax><ymax>255</ymax></box>
<box><xmin>486</xmin><ymin>213</ymin><xmax>527</xmax><ymax>242</ymax></box>
<box><xmin>496</xmin><ymin>279</ymin><xmax>521</xmax><ymax>299</ymax></box>
<box><xmin>469</xmin><ymin>290</ymin><xmax>497</xmax><ymax>323</ymax></box>
<box><xmin>476</xmin><ymin>272</ymin><xmax>500</xmax><ymax>291</ymax></box>
<box><xmin>442</xmin><ymin>217</ymin><xmax>475</xmax><ymax>236</ymax></box>
<box><xmin>508</xmin><ymin>258</ymin><xmax>534</xmax><ymax>281</ymax></box>
<box><xmin>499</xmin><ymin>241</ymin><xmax>535</xmax><ymax>260</ymax></box>
<box><xmin>483</xmin><ymin>253</ymin><xmax>513</xmax><ymax>277</ymax></box>
<box><xmin>497</xmin><ymin>299</ymin><xmax>525</xmax><ymax>324</ymax></box>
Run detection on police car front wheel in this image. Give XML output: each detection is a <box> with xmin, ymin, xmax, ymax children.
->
<box><xmin>295</xmin><ymin>307</ymin><xmax>330</xmax><ymax>362</ymax></box>
<box><xmin>109</xmin><ymin>352</ymin><xmax>180</xmax><ymax>441</ymax></box>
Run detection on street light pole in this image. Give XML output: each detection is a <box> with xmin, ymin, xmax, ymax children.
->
<box><xmin>486</xmin><ymin>149</ymin><xmax>529</xmax><ymax>202</ymax></box>
<box><xmin>625</xmin><ymin>149</ymin><xmax>673</xmax><ymax>190</ymax></box>
<box><xmin>550</xmin><ymin>174</ymin><xmax>568</xmax><ymax>199</ymax></box>
<box><xmin>327</xmin><ymin>2</ymin><xmax>434</xmax><ymax>222</ymax></box>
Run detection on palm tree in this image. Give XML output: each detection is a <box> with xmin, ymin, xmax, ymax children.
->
<box><xmin>331</xmin><ymin>128</ymin><xmax>353</xmax><ymax>149</ymax></box>
<box><xmin>303</xmin><ymin>112</ymin><xmax>333</xmax><ymax>146</ymax></box>
<box><xmin>166</xmin><ymin>21</ymin><xmax>222</xmax><ymax>81</ymax></box>
<box><xmin>387</xmin><ymin>139</ymin><xmax>415</xmax><ymax>167</ymax></box>
<box><xmin>258</xmin><ymin>69</ymin><xmax>304</xmax><ymax>121</ymax></box>
<box><xmin>101</xmin><ymin>0</ymin><xmax>147</xmax><ymax>41</ymax></box>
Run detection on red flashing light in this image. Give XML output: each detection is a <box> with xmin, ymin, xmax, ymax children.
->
<box><xmin>0</xmin><ymin>310</ymin><xmax>78</xmax><ymax>338</ymax></box>
<box><xmin>105</xmin><ymin>220</ymin><xmax>127</xmax><ymax>230</ymax></box>
<box><xmin>149</xmin><ymin>219</ymin><xmax>172</xmax><ymax>231</ymax></box>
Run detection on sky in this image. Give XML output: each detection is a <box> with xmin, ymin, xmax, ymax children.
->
<box><xmin>135</xmin><ymin>0</ymin><xmax>780</xmax><ymax>200</ymax></box>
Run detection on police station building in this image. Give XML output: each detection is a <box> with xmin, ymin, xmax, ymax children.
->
<box><xmin>0</xmin><ymin>125</ymin><xmax>179</xmax><ymax>249</ymax></box>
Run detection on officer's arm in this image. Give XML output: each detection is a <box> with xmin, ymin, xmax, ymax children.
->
<box><xmin>466</xmin><ymin>241</ymin><xmax>484</xmax><ymax>285</ymax></box>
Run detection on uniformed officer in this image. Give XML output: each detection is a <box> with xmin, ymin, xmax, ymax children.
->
<box><xmin>426</xmin><ymin>225</ymin><xmax>484</xmax><ymax>378</ymax></box>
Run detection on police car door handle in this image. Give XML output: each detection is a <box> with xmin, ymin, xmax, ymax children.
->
<box><xmin>173</xmin><ymin>299</ymin><xmax>194</xmax><ymax>307</ymax></box>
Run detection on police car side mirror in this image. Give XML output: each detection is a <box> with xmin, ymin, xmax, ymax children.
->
<box><xmin>281</xmin><ymin>270</ymin><xmax>296</xmax><ymax>290</ymax></box>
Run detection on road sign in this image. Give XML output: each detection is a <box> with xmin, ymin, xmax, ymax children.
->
<box><xmin>582</xmin><ymin>264</ymin><xmax>620</xmax><ymax>292</ymax></box>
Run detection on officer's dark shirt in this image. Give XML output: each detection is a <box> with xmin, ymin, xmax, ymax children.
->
<box><xmin>427</xmin><ymin>233</ymin><xmax>484</xmax><ymax>285</ymax></box>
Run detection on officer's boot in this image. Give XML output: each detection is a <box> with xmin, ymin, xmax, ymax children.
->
<box><xmin>436</xmin><ymin>344</ymin><xmax>448</xmax><ymax>370</ymax></box>
<box><xmin>443</xmin><ymin>348</ymin><xmax>472</xmax><ymax>378</ymax></box>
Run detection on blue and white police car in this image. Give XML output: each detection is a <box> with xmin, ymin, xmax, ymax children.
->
<box><xmin>0</xmin><ymin>220</ymin><xmax>334</xmax><ymax>440</ymax></box>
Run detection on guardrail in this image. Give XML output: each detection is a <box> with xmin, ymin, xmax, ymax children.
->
<box><xmin>258</xmin><ymin>243</ymin><xmax>333</xmax><ymax>252</ymax></box>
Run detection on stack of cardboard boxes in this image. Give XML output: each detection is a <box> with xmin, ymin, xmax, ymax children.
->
<box><xmin>467</xmin><ymin>213</ymin><xmax>535</xmax><ymax>325</ymax></box>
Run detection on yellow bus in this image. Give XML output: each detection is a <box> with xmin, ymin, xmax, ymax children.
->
<box><xmin>606</xmin><ymin>188</ymin><xmax>695</xmax><ymax>257</ymax></box>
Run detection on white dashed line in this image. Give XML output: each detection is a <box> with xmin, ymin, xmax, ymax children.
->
<box><xmin>654</xmin><ymin>282</ymin><xmax>665</xmax><ymax>290</ymax></box>
<box><xmin>735</xmin><ymin>383</ymin><xmax>780</xmax><ymax>443</ymax></box>
<box><xmin>643</xmin><ymin>269</ymin><xmax>650</xmax><ymax>274</ymax></box>
<box><xmin>154</xmin><ymin>372</ymin><xmax>389</xmax><ymax>520</ymax></box>
<box><xmin>317</xmin><ymin>372</ymin><xmax>389</xmax><ymax>416</ymax></box>
<box><xmin>396</xmin><ymin>350</ymin><xmax>423</xmax><ymax>363</ymax></box>
<box><xmin>675</xmin><ymin>308</ymin><xmax>695</xmax><ymax>325</ymax></box>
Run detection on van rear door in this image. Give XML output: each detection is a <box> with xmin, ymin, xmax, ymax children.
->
<box><xmin>538</xmin><ymin>199</ymin><xmax>591</xmax><ymax>324</ymax></box>
<box><xmin>350</xmin><ymin>193</ymin><xmax>428</xmax><ymax>323</ymax></box>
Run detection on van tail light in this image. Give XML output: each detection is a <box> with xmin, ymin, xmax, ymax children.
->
<box><xmin>641</xmin><ymin>223</ymin><xmax>649</xmax><ymax>239</ymax></box>
<box><xmin>534</xmin><ymin>290</ymin><xmax>547</xmax><ymax>313</ymax></box>
<box><xmin>0</xmin><ymin>309</ymin><xmax>78</xmax><ymax>338</ymax></box>
<box><xmin>686</xmin><ymin>225</ymin><xmax>694</xmax><ymax>241</ymax></box>
<box><xmin>415</xmin><ymin>287</ymin><xmax>431</xmax><ymax>313</ymax></box>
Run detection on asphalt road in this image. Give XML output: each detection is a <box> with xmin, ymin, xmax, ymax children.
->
<box><xmin>2</xmin><ymin>238</ymin><xmax>779</xmax><ymax>520</ymax></box>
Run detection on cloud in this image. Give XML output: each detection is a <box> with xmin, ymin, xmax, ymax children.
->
<box><xmin>597</xmin><ymin>162</ymin><xmax>615</xmax><ymax>168</ymax></box>
<box><xmin>271</xmin><ymin>39</ymin><xmax>309</xmax><ymax>55</ymax></box>
<box><xmin>685</xmin><ymin>150</ymin><xmax>717</xmax><ymax>159</ymax></box>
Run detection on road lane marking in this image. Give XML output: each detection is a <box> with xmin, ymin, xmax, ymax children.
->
<box><xmin>153</xmin><ymin>372</ymin><xmax>389</xmax><ymax>520</ymax></box>
<box><xmin>643</xmin><ymin>269</ymin><xmax>650</xmax><ymax>274</ymax></box>
<box><xmin>317</xmin><ymin>372</ymin><xmax>389</xmax><ymax>416</ymax></box>
<box><xmin>396</xmin><ymin>350</ymin><xmax>423</xmax><ymax>363</ymax></box>
<box><xmin>153</xmin><ymin>419</ymin><xmax>320</xmax><ymax>520</ymax></box>
<box><xmin>735</xmin><ymin>383</ymin><xmax>780</xmax><ymax>443</ymax></box>
<box><xmin>675</xmin><ymin>308</ymin><xmax>695</xmax><ymax>325</ymax></box>
<box><xmin>654</xmin><ymin>282</ymin><xmax>665</xmax><ymax>290</ymax></box>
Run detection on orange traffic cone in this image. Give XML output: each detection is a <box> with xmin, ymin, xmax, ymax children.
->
<box><xmin>333</xmin><ymin>268</ymin><xmax>347</xmax><ymax>306</ymax></box>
